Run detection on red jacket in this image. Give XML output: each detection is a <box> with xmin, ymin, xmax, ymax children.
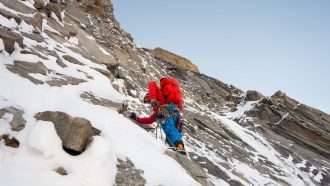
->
<box><xmin>136</xmin><ymin>81</ymin><xmax>165</xmax><ymax>124</ymax></box>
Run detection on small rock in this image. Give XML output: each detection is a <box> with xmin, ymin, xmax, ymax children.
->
<box><xmin>55</xmin><ymin>167</ymin><xmax>68</xmax><ymax>175</ymax></box>
<box><xmin>0</xmin><ymin>135</ymin><xmax>20</xmax><ymax>148</ymax></box>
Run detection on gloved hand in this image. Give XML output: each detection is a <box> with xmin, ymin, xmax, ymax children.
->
<box><xmin>150</xmin><ymin>99</ymin><xmax>159</xmax><ymax>108</ymax></box>
<box><xmin>129</xmin><ymin>112</ymin><xmax>137</xmax><ymax>121</ymax></box>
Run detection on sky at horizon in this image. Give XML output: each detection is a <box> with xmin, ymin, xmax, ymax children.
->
<box><xmin>112</xmin><ymin>0</ymin><xmax>330</xmax><ymax>114</ymax></box>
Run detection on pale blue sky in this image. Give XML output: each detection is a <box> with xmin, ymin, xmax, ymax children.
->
<box><xmin>112</xmin><ymin>0</ymin><xmax>330</xmax><ymax>114</ymax></box>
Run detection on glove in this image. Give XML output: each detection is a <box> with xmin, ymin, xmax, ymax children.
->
<box><xmin>129</xmin><ymin>112</ymin><xmax>137</xmax><ymax>121</ymax></box>
<box><xmin>143</xmin><ymin>93</ymin><xmax>150</xmax><ymax>103</ymax></box>
<box><xmin>150</xmin><ymin>100</ymin><xmax>159</xmax><ymax>108</ymax></box>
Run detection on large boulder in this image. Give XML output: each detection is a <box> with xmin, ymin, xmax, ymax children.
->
<box><xmin>34</xmin><ymin>111</ymin><xmax>101</xmax><ymax>154</ymax></box>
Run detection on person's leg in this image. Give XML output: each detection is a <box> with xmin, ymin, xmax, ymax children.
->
<box><xmin>162</xmin><ymin>117</ymin><xmax>182</xmax><ymax>146</ymax></box>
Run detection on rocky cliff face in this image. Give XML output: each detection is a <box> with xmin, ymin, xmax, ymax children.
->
<box><xmin>0</xmin><ymin>1</ymin><xmax>329</xmax><ymax>186</ymax></box>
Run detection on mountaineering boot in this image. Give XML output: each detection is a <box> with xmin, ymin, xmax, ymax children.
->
<box><xmin>177</xmin><ymin>143</ymin><xmax>184</xmax><ymax>151</ymax></box>
<box><xmin>176</xmin><ymin>143</ymin><xmax>187</xmax><ymax>155</ymax></box>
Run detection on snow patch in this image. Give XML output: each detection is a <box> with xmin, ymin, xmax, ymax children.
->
<box><xmin>86</xmin><ymin>35</ymin><xmax>95</xmax><ymax>40</ymax></box>
<box><xmin>313</xmin><ymin>172</ymin><xmax>323</xmax><ymax>183</ymax></box>
<box><xmin>68</xmin><ymin>36</ymin><xmax>79</xmax><ymax>45</ymax></box>
<box><xmin>226</xmin><ymin>101</ymin><xmax>257</xmax><ymax>119</ymax></box>
<box><xmin>27</xmin><ymin>121</ymin><xmax>62</xmax><ymax>158</ymax></box>
<box><xmin>98</xmin><ymin>46</ymin><xmax>110</xmax><ymax>55</ymax></box>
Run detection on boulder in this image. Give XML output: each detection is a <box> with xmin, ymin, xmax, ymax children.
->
<box><xmin>244</xmin><ymin>90</ymin><xmax>264</xmax><ymax>101</ymax></box>
<box><xmin>34</xmin><ymin>111</ymin><xmax>101</xmax><ymax>154</ymax></box>
<box><xmin>149</xmin><ymin>47</ymin><xmax>200</xmax><ymax>73</ymax></box>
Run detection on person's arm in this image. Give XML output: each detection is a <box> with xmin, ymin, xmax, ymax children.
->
<box><xmin>136</xmin><ymin>112</ymin><xmax>157</xmax><ymax>124</ymax></box>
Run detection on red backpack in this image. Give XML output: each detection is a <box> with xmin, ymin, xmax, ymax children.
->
<box><xmin>160</xmin><ymin>78</ymin><xmax>183</xmax><ymax>110</ymax></box>
<box><xmin>147</xmin><ymin>78</ymin><xmax>184</xmax><ymax>111</ymax></box>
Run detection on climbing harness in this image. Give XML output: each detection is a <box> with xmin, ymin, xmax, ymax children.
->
<box><xmin>156</xmin><ymin>104</ymin><xmax>179</xmax><ymax>124</ymax></box>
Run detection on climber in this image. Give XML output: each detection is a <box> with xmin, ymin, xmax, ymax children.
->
<box><xmin>129</xmin><ymin>78</ymin><xmax>185</xmax><ymax>153</ymax></box>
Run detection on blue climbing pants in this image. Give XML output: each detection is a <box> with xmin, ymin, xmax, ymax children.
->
<box><xmin>161</xmin><ymin>113</ymin><xmax>182</xmax><ymax>146</ymax></box>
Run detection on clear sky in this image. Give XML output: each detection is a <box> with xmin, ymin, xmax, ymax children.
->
<box><xmin>112</xmin><ymin>0</ymin><xmax>330</xmax><ymax>114</ymax></box>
